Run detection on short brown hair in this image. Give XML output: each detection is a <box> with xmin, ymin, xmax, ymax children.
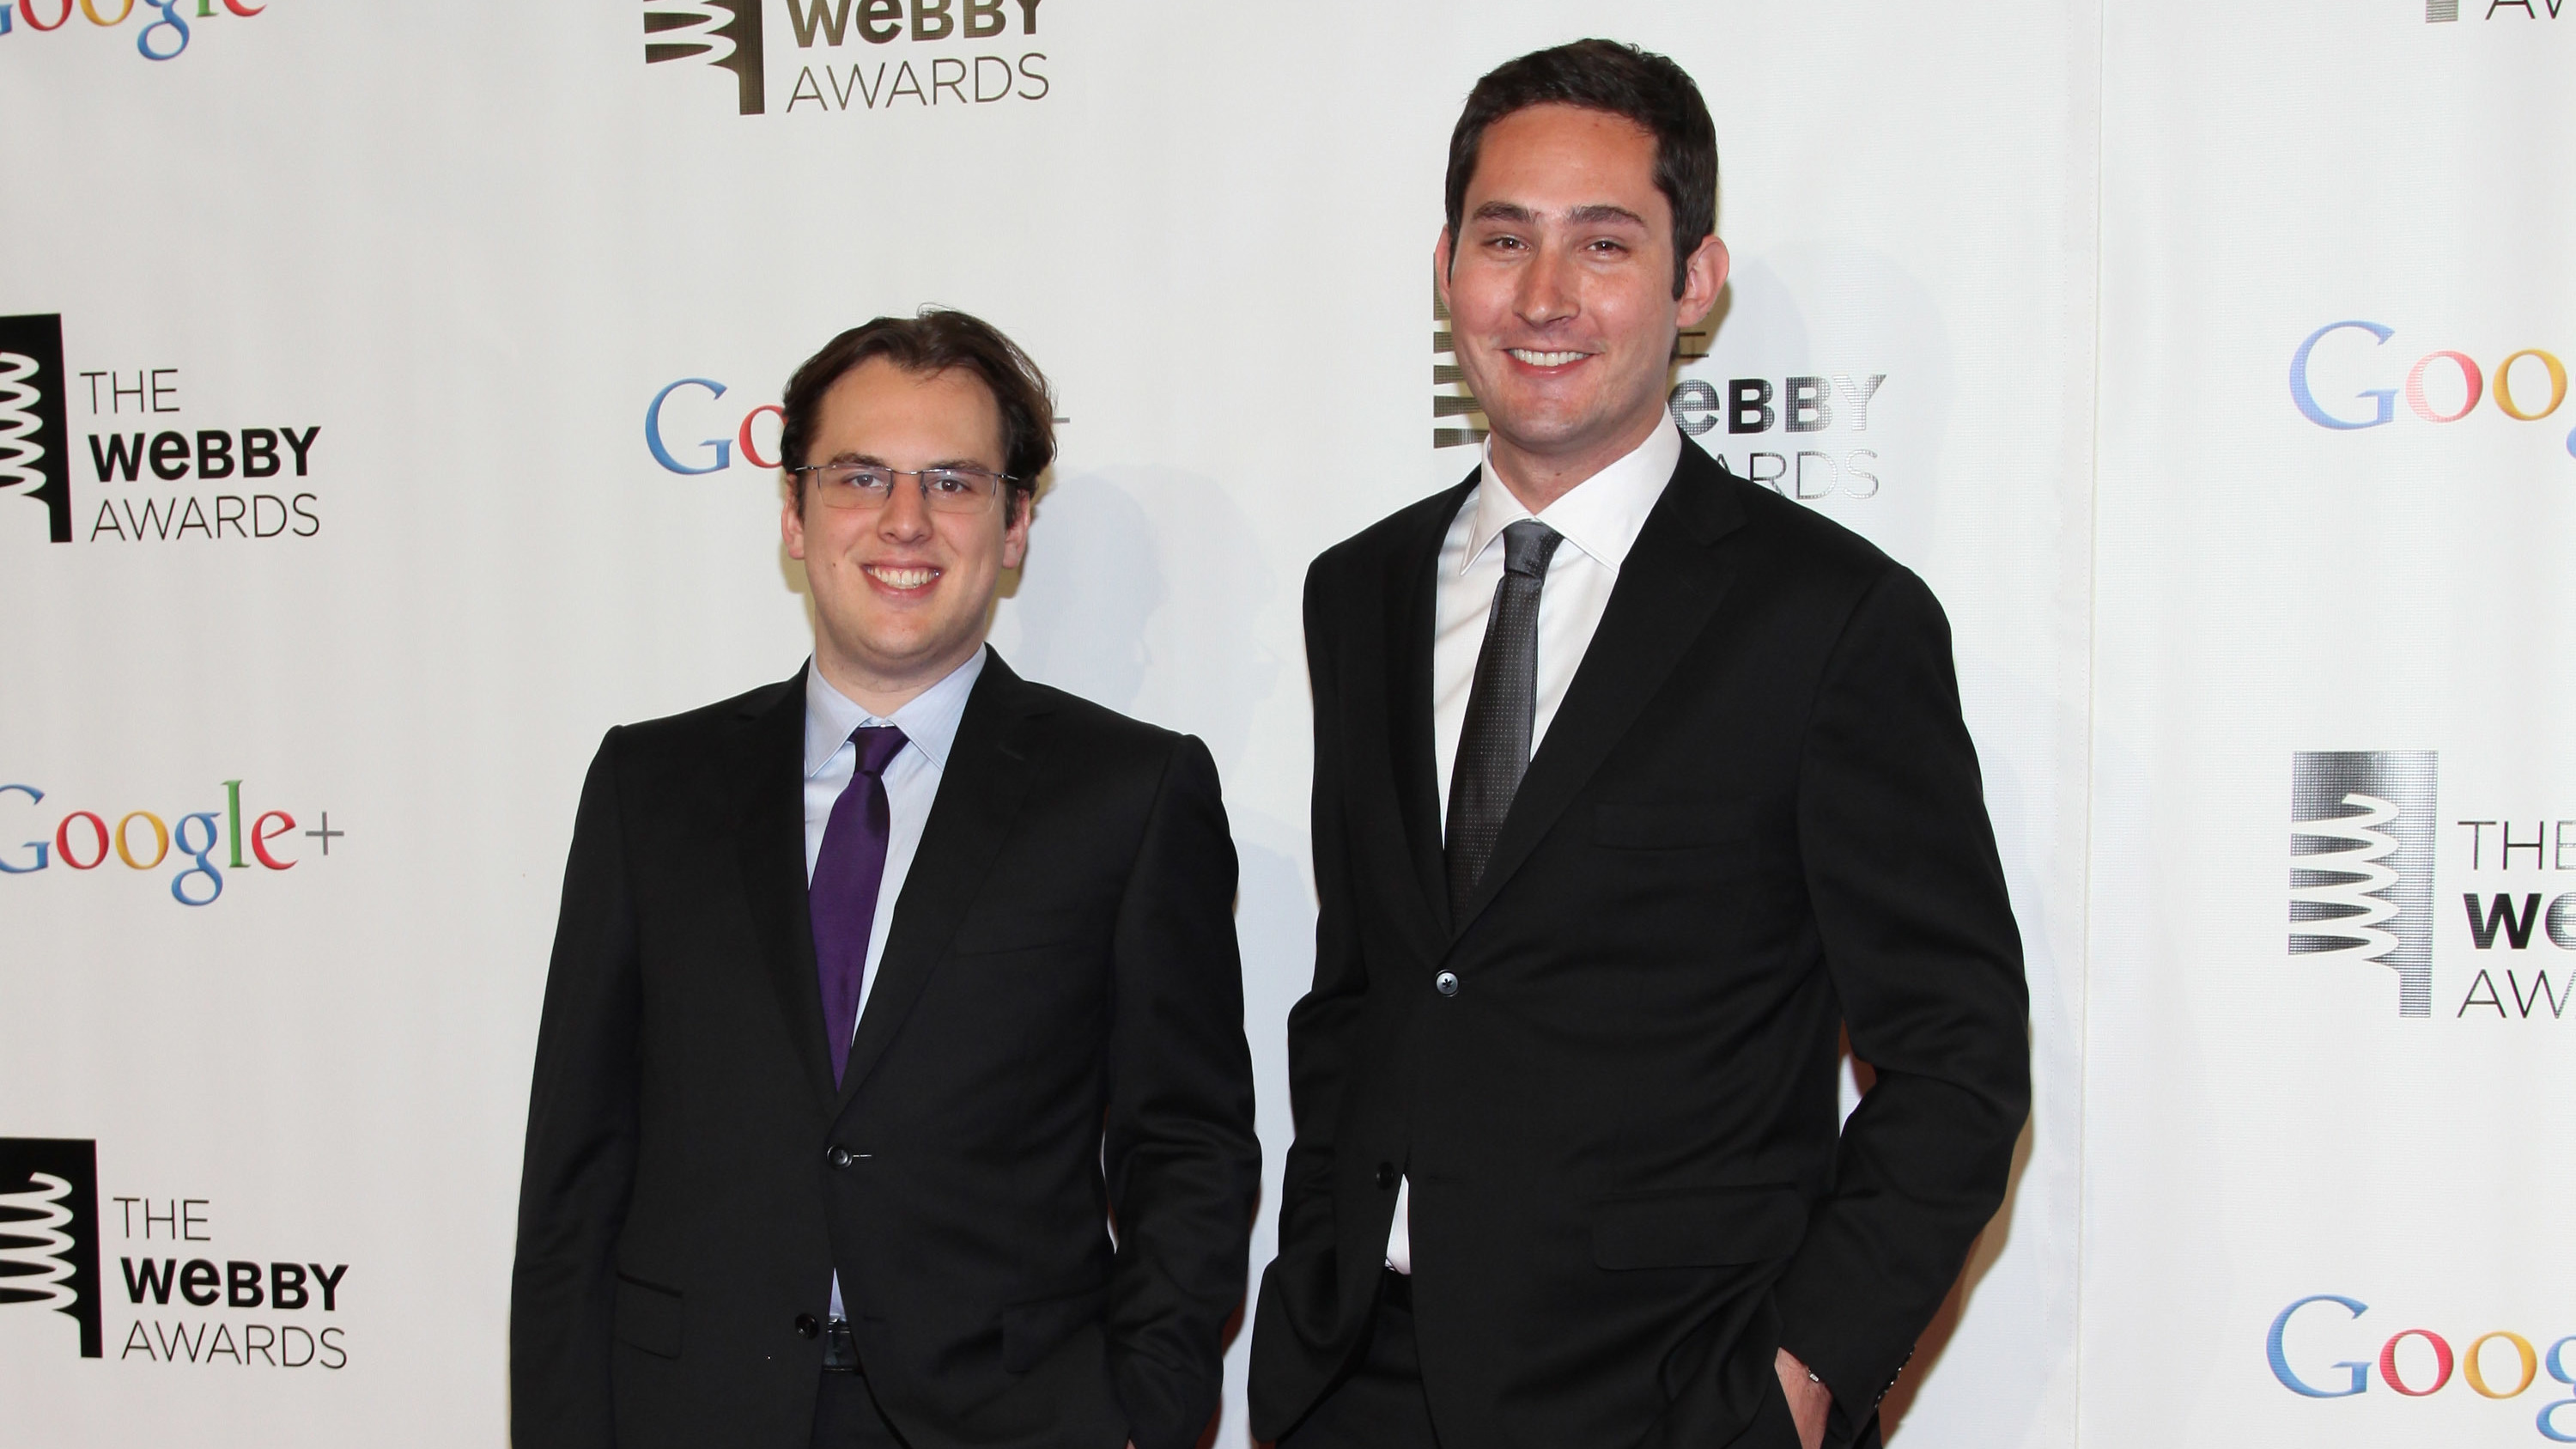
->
<box><xmin>778</xmin><ymin>307</ymin><xmax>1055</xmax><ymax>522</ymax></box>
<box><xmin>1445</xmin><ymin>40</ymin><xmax>1719</xmax><ymax>298</ymax></box>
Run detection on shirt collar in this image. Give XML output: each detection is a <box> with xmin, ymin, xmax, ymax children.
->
<box><xmin>802</xmin><ymin>645</ymin><xmax>988</xmax><ymax>779</ymax></box>
<box><xmin>1462</xmin><ymin>418</ymin><xmax>1682</xmax><ymax>577</ymax></box>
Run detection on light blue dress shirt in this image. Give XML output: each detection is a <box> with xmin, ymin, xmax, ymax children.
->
<box><xmin>804</xmin><ymin>645</ymin><xmax>987</xmax><ymax>1319</ymax></box>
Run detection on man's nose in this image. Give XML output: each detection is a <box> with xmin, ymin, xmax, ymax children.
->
<box><xmin>1515</xmin><ymin>245</ymin><xmax>1580</xmax><ymax>327</ymax></box>
<box><xmin>876</xmin><ymin>478</ymin><xmax>935</xmax><ymax>539</ymax></box>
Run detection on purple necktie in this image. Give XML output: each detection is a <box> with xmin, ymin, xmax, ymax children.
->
<box><xmin>811</xmin><ymin>725</ymin><xmax>908</xmax><ymax>1088</ymax></box>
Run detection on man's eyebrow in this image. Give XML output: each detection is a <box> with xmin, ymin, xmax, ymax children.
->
<box><xmin>1567</xmin><ymin>204</ymin><xmax>1649</xmax><ymax>228</ymax></box>
<box><xmin>818</xmin><ymin>452</ymin><xmax>999</xmax><ymax>472</ymax></box>
<box><xmin>1467</xmin><ymin>200</ymin><xmax>1649</xmax><ymax>228</ymax></box>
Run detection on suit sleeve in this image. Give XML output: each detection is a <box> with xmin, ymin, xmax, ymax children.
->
<box><xmin>1773</xmin><ymin>566</ymin><xmax>2031</xmax><ymax>1427</ymax></box>
<box><xmin>1100</xmin><ymin>733</ymin><xmax>1263</xmax><ymax>1449</ymax></box>
<box><xmin>1273</xmin><ymin>561</ymin><xmax>1372</xmax><ymax>1285</ymax></box>
<box><xmin>1247</xmin><ymin>560</ymin><xmax>1378</xmax><ymax>1440</ymax></box>
<box><xmin>510</xmin><ymin>733</ymin><xmax>643</xmax><ymax>1449</ymax></box>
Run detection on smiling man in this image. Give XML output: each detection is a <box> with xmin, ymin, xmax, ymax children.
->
<box><xmin>1249</xmin><ymin>41</ymin><xmax>2029</xmax><ymax>1449</ymax></box>
<box><xmin>513</xmin><ymin>309</ymin><xmax>1261</xmax><ymax>1449</ymax></box>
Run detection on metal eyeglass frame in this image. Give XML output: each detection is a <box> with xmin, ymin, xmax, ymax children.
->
<box><xmin>787</xmin><ymin>463</ymin><xmax>1019</xmax><ymax>513</ymax></box>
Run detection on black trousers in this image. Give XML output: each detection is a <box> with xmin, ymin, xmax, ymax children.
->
<box><xmin>1283</xmin><ymin>1275</ymin><xmax>1880</xmax><ymax>1449</ymax></box>
<box><xmin>811</xmin><ymin>1370</ymin><xmax>908</xmax><ymax>1449</ymax></box>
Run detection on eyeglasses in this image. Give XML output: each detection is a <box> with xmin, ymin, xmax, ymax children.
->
<box><xmin>789</xmin><ymin>463</ymin><xmax>1017</xmax><ymax>514</ymax></box>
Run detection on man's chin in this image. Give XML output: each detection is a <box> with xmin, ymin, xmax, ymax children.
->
<box><xmin>1487</xmin><ymin>409</ymin><xmax>1616</xmax><ymax>458</ymax></box>
<box><xmin>854</xmin><ymin>633</ymin><xmax>986</xmax><ymax>683</ymax></box>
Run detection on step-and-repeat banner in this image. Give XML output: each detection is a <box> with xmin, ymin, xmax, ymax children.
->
<box><xmin>0</xmin><ymin>3</ymin><xmax>2545</xmax><ymax>1446</ymax></box>
<box><xmin>2082</xmin><ymin>4</ymin><xmax>2576</xmax><ymax>1448</ymax></box>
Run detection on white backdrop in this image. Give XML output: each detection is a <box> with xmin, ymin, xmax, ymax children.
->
<box><xmin>23</xmin><ymin>1</ymin><xmax>2494</xmax><ymax>1445</ymax></box>
<box><xmin>2083</xmin><ymin>3</ymin><xmax>2576</xmax><ymax>1447</ymax></box>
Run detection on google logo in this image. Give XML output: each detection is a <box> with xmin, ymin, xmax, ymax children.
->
<box><xmin>2291</xmin><ymin>321</ymin><xmax>2576</xmax><ymax>458</ymax></box>
<box><xmin>0</xmin><ymin>0</ymin><xmax>263</xmax><ymax>61</ymax></box>
<box><xmin>2269</xmin><ymin>1294</ymin><xmax>2576</xmax><ymax>1440</ymax></box>
<box><xmin>644</xmin><ymin>379</ymin><xmax>786</xmax><ymax>477</ymax></box>
<box><xmin>0</xmin><ymin>781</ymin><xmax>330</xmax><ymax>906</ymax></box>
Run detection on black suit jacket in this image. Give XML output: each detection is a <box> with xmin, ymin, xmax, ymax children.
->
<box><xmin>1249</xmin><ymin>440</ymin><xmax>2029</xmax><ymax>1449</ymax></box>
<box><xmin>513</xmin><ymin>654</ymin><xmax>1261</xmax><ymax>1449</ymax></box>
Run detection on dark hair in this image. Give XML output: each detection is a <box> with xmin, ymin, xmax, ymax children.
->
<box><xmin>778</xmin><ymin>307</ymin><xmax>1055</xmax><ymax>522</ymax></box>
<box><xmin>1445</xmin><ymin>39</ymin><xmax>1718</xmax><ymax>297</ymax></box>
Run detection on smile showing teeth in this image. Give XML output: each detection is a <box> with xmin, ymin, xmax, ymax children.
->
<box><xmin>1507</xmin><ymin>348</ymin><xmax>1589</xmax><ymax>367</ymax></box>
<box><xmin>867</xmin><ymin>565</ymin><xmax>939</xmax><ymax>589</ymax></box>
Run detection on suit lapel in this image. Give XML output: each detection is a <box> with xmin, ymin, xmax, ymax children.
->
<box><xmin>834</xmin><ymin>653</ymin><xmax>1048</xmax><ymax>1109</ymax></box>
<box><xmin>1388</xmin><ymin>474</ymin><xmax>1477</xmax><ymax>942</ymax></box>
<box><xmin>733</xmin><ymin>667</ymin><xmax>841</xmax><ymax>1109</ymax></box>
<box><xmin>1449</xmin><ymin>441</ymin><xmax>1751</xmax><ymax>937</ymax></box>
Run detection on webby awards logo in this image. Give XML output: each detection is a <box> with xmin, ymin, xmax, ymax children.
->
<box><xmin>0</xmin><ymin>1139</ymin><xmax>102</xmax><ymax>1360</ymax></box>
<box><xmin>1431</xmin><ymin>293</ymin><xmax>1892</xmax><ymax>505</ymax></box>
<box><xmin>2287</xmin><ymin>752</ymin><xmax>2576</xmax><ymax>1020</ymax></box>
<box><xmin>1</xmin><ymin>314</ymin><xmax>327</xmax><ymax>547</ymax></box>
<box><xmin>2290</xmin><ymin>752</ymin><xmax>2439</xmax><ymax>1017</ymax></box>
<box><xmin>642</xmin><ymin>0</ymin><xmax>1051</xmax><ymax>118</ymax></box>
<box><xmin>2426</xmin><ymin>1</ymin><xmax>2570</xmax><ymax>22</ymax></box>
<box><xmin>0</xmin><ymin>1138</ymin><xmax>355</xmax><ymax>1370</ymax></box>
<box><xmin>0</xmin><ymin>314</ymin><xmax>71</xmax><ymax>541</ymax></box>
<box><xmin>644</xmin><ymin>1</ymin><xmax>762</xmax><ymax>113</ymax></box>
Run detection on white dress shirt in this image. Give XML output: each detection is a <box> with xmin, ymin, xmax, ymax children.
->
<box><xmin>1386</xmin><ymin>419</ymin><xmax>1684</xmax><ymax>1275</ymax></box>
<box><xmin>805</xmin><ymin>644</ymin><xmax>987</xmax><ymax>1317</ymax></box>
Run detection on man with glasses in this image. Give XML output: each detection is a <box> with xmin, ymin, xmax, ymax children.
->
<box><xmin>513</xmin><ymin>309</ymin><xmax>1261</xmax><ymax>1449</ymax></box>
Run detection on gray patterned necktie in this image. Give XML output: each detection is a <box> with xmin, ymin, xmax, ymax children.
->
<box><xmin>1445</xmin><ymin>519</ymin><xmax>1564</xmax><ymax>917</ymax></box>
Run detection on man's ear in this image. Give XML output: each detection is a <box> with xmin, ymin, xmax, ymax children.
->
<box><xmin>781</xmin><ymin>481</ymin><xmax>808</xmax><ymax>561</ymax></box>
<box><xmin>1000</xmin><ymin>494</ymin><xmax>1031</xmax><ymax>570</ymax></box>
<box><xmin>1433</xmin><ymin>228</ymin><xmax>1456</xmax><ymax>313</ymax></box>
<box><xmin>1676</xmin><ymin>234</ymin><xmax>1729</xmax><ymax>328</ymax></box>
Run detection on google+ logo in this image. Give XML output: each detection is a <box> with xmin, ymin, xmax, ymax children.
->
<box><xmin>2291</xmin><ymin>321</ymin><xmax>2576</xmax><ymax>458</ymax></box>
<box><xmin>2270</xmin><ymin>1294</ymin><xmax>2576</xmax><ymax>1440</ymax></box>
<box><xmin>0</xmin><ymin>1</ymin><xmax>261</xmax><ymax>60</ymax></box>
<box><xmin>0</xmin><ymin>781</ymin><xmax>335</xmax><ymax>906</ymax></box>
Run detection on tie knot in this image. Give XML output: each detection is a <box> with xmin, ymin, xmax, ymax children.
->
<box><xmin>848</xmin><ymin>725</ymin><xmax>908</xmax><ymax>779</ymax></box>
<box><xmin>1500</xmin><ymin>520</ymin><xmax>1564</xmax><ymax>580</ymax></box>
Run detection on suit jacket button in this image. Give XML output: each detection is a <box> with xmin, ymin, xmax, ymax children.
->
<box><xmin>826</xmin><ymin>1145</ymin><xmax>854</xmax><ymax>1168</ymax></box>
<box><xmin>794</xmin><ymin>1314</ymin><xmax>820</xmax><ymax>1339</ymax></box>
<box><xmin>1433</xmin><ymin>971</ymin><xmax>1460</xmax><ymax>996</ymax></box>
<box><xmin>1375</xmin><ymin>1161</ymin><xmax>1397</xmax><ymax>1190</ymax></box>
